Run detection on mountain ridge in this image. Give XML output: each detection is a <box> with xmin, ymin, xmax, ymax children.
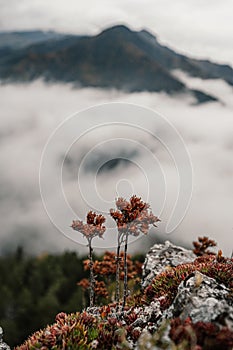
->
<box><xmin>0</xmin><ymin>25</ymin><xmax>232</xmax><ymax>103</ymax></box>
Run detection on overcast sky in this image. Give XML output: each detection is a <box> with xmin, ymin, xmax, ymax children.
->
<box><xmin>0</xmin><ymin>0</ymin><xmax>233</xmax><ymax>65</ymax></box>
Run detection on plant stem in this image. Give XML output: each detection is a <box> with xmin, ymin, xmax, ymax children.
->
<box><xmin>115</xmin><ymin>236</ymin><xmax>121</xmax><ymax>310</ymax></box>
<box><xmin>122</xmin><ymin>232</ymin><xmax>129</xmax><ymax>312</ymax></box>
<box><xmin>88</xmin><ymin>240</ymin><xmax>94</xmax><ymax>308</ymax></box>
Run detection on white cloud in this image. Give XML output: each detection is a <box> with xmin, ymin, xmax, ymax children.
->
<box><xmin>0</xmin><ymin>79</ymin><xmax>232</xmax><ymax>256</ymax></box>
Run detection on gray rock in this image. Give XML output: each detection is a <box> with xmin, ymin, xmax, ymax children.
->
<box><xmin>142</xmin><ymin>240</ymin><xmax>196</xmax><ymax>289</ymax></box>
<box><xmin>132</xmin><ymin>301</ymin><xmax>162</xmax><ymax>328</ymax></box>
<box><xmin>162</xmin><ymin>271</ymin><xmax>233</xmax><ymax>329</ymax></box>
<box><xmin>0</xmin><ymin>328</ymin><xmax>10</xmax><ymax>350</ymax></box>
<box><xmin>137</xmin><ymin>243</ymin><xmax>233</xmax><ymax>349</ymax></box>
<box><xmin>135</xmin><ymin>322</ymin><xmax>173</xmax><ymax>350</ymax></box>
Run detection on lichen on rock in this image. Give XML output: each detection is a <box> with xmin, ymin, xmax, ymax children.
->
<box><xmin>161</xmin><ymin>271</ymin><xmax>233</xmax><ymax>326</ymax></box>
<box><xmin>142</xmin><ymin>240</ymin><xmax>196</xmax><ymax>289</ymax></box>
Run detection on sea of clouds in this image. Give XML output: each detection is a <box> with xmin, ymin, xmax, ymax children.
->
<box><xmin>0</xmin><ymin>75</ymin><xmax>232</xmax><ymax>256</ymax></box>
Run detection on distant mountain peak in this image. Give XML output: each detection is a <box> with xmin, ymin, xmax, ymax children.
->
<box><xmin>97</xmin><ymin>24</ymin><xmax>136</xmax><ymax>40</ymax></box>
<box><xmin>0</xmin><ymin>25</ymin><xmax>232</xmax><ymax>103</ymax></box>
<box><xmin>101</xmin><ymin>24</ymin><xmax>131</xmax><ymax>33</ymax></box>
<box><xmin>99</xmin><ymin>25</ymin><xmax>158</xmax><ymax>41</ymax></box>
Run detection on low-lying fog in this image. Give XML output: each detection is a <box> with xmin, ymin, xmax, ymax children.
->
<box><xmin>0</xmin><ymin>75</ymin><xmax>232</xmax><ymax>256</ymax></box>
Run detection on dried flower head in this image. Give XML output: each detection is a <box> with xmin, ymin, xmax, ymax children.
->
<box><xmin>110</xmin><ymin>195</ymin><xmax>160</xmax><ymax>237</ymax></box>
<box><xmin>193</xmin><ymin>236</ymin><xmax>217</xmax><ymax>256</ymax></box>
<box><xmin>71</xmin><ymin>211</ymin><xmax>106</xmax><ymax>240</ymax></box>
<box><xmin>71</xmin><ymin>211</ymin><xmax>106</xmax><ymax>308</ymax></box>
<box><xmin>78</xmin><ymin>278</ymin><xmax>108</xmax><ymax>298</ymax></box>
<box><xmin>82</xmin><ymin>251</ymin><xmax>142</xmax><ymax>280</ymax></box>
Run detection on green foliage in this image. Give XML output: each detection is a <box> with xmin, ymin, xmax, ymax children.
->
<box><xmin>16</xmin><ymin>308</ymin><xmax>133</xmax><ymax>350</ymax></box>
<box><xmin>0</xmin><ymin>246</ymin><xmax>143</xmax><ymax>348</ymax></box>
<box><xmin>15</xmin><ymin>312</ymin><xmax>92</xmax><ymax>350</ymax></box>
<box><xmin>0</xmin><ymin>249</ymin><xmax>88</xmax><ymax>347</ymax></box>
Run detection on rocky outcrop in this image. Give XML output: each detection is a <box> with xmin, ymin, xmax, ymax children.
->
<box><xmin>142</xmin><ymin>240</ymin><xmax>196</xmax><ymax>289</ymax></box>
<box><xmin>138</xmin><ymin>242</ymin><xmax>233</xmax><ymax>349</ymax></box>
<box><xmin>162</xmin><ymin>271</ymin><xmax>233</xmax><ymax>326</ymax></box>
<box><xmin>137</xmin><ymin>269</ymin><xmax>233</xmax><ymax>349</ymax></box>
<box><xmin>16</xmin><ymin>241</ymin><xmax>233</xmax><ymax>349</ymax></box>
